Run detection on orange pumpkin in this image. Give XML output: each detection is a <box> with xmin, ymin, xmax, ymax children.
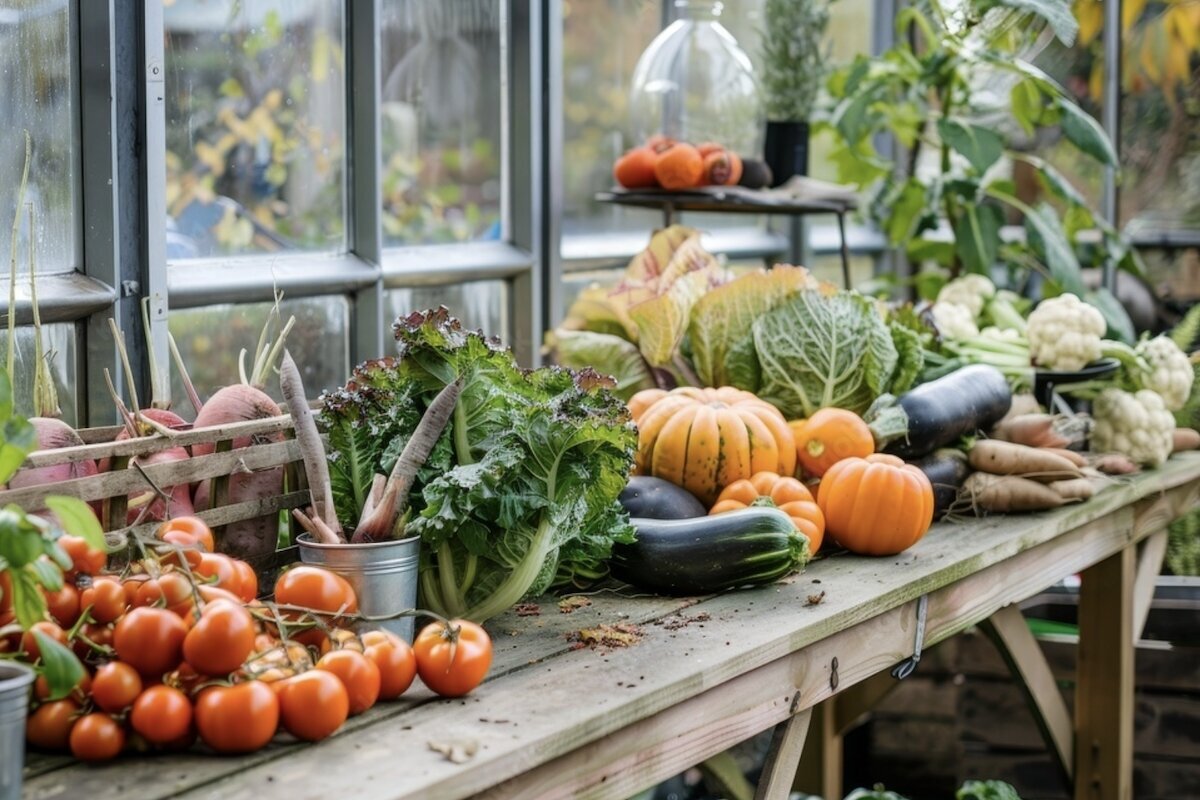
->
<box><xmin>816</xmin><ymin>454</ymin><xmax>934</xmax><ymax>556</ymax></box>
<box><xmin>711</xmin><ymin>471</ymin><xmax>825</xmax><ymax>554</ymax></box>
<box><xmin>629</xmin><ymin>387</ymin><xmax>796</xmax><ymax>505</ymax></box>
<box><xmin>788</xmin><ymin>409</ymin><xmax>876</xmax><ymax>478</ymax></box>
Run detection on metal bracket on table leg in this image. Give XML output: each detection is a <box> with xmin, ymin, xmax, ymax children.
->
<box><xmin>891</xmin><ymin>594</ymin><xmax>928</xmax><ymax>680</ymax></box>
<box><xmin>836</xmin><ymin>211</ymin><xmax>852</xmax><ymax>289</ymax></box>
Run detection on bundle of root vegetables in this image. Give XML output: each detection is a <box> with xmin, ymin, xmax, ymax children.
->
<box><xmin>612</xmin><ymin>135</ymin><xmax>771</xmax><ymax>190</ymax></box>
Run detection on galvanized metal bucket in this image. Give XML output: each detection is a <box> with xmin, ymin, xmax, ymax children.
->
<box><xmin>0</xmin><ymin>661</ymin><xmax>35</xmax><ymax>800</ymax></box>
<box><xmin>295</xmin><ymin>534</ymin><xmax>421</xmax><ymax>642</ymax></box>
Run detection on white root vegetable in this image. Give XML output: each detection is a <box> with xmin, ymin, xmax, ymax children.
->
<box><xmin>959</xmin><ymin>472</ymin><xmax>1066</xmax><ymax>513</ymax></box>
<box><xmin>1039</xmin><ymin>447</ymin><xmax>1087</xmax><ymax>468</ymax></box>
<box><xmin>1048</xmin><ymin>477</ymin><xmax>1095</xmax><ymax>502</ymax></box>
<box><xmin>968</xmin><ymin>440</ymin><xmax>1083</xmax><ymax>482</ymax></box>
<box><xmin>990</xmin><ymin>414</ymin><xmax>1070</xmax><ymax>449</ymax></box>
<box><xmin>1172</xmin><ymin>427</ymin><xmax>1200</xmax><ymax>453</ymax></box>
<box><xmin>1091</xmin><ymin>453</ymin><xmax>1139</xmax><ymax>475</ymax></box>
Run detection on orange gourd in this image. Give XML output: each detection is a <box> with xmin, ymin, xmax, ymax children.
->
<box><xmin>710</xmin><ymin>471</ymin><xmax>825</xmax><ymax>554</ymax></box>
<box><xmin>789</xmin><ymin>409</ymin><xmax>876</xmax><ymax>478</ymax></box>
<box><xmin>629</xmin><ymin>387</ymin><xmax>796</xmax><ymax>506</ymax></box>
<box><xmin>816</xmin><ymin>454</ymin><xmax>934</xmax><ymax>556</ymax></box>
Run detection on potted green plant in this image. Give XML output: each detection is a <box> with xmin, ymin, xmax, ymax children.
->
<box><xmin>822</xmin><ymin>0</ymin><xmax>1140</xmax><ymax>336</ymax></box>
<box><xmin>760</xmin><ymin>0</ymin><xmax>835</xmax><ymax>184</ymax></box>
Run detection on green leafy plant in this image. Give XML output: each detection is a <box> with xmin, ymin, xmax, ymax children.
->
<box><xmin>760</xmin><ymin>0</ymin><xmax>835</xmax><ymax>121</ymax></box>
<box><xmin>823</xmin><ymin>0</ymin><xmax>1139</xmax><ymax>334</ymax></box>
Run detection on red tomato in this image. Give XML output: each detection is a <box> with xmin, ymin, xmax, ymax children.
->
<box><xmin>121</xmin><ymin>575</ymin><xmax>149</xmax><ymax>606</ymax></box>
<box><xmin>134</xmin><ymin>572</ymin><xmax>192</xmax><ymax>609</ymax></box>
<box><xmin>21</xmin><ymin>621</ymin><xmax>67</xmax><ymax>661</ymax></box>
<box><xmin>74</xmin><ymin>622</ymin><xmax>114</xmax><ymax>660</ymax></box>
<box><xmin>196</xmin><ymin>584</ymin><xmax>243</xmax><ymax>607</ymax></box>
<box><xmin>231</xmin><ymin>559</ymin><xmax>258</xmax><ymax>602</ymax></box>
<box><xmin>194</xmin><ymin>682</ymin><xmax>279</xmax><ymax>754</ymax></box>
<box><xmin>157</xmin><ymin>530</ymin><xmax>204</xmax><ymax>569</ymax></box>
<box><xmin>44</xmin><ymin>584</ymin><xmax>81</xmax><ymax>628</ymax></box>
<box><xmin>91</xmin><ymin>661</ymin><xmax>144</xmax><ymax>713</ymax></box>
<box><xmin>183</xmin><ymin>599</ymin><xmax>255</xmax><ymax>676</ymax></box>
<box><xmin>69</xmin><ymin>713</ymin><xmax>125</xmax><ymax>761</ymax></box>
<box><xmin>364</xmin><ymin>639</ymin><xmax>417</xmax><ymax>701</ymax></box>
<box><xmin>316</xmin><ymin>649</ymin><xmax>380</xmax><ymax>715</ymax></box>
<box><xmin>276</xmin><ymin>670</ymin><xmax>349</xmax><ymax>742</ymax></box>
<box><xmin>58</xmin><ymin>535</ymin><xmax>106</xmax><ymax>576</ymax></box>
<box><xmin>194</xmin><ymin>553</ymin><xmax>239</xmax><ymax>592</ymax></box>
<box><xmin>130</xmin><ymin>685</ymin><xmax>193</xmax><ymax>744</ymax></box>
<box><xmin>25</xmin><ymin>699</ymin><xmax>80</xmax><ymax>750</ymax></box>
<box><xmin>113</xmin><ymin>607</ymin><xmax>187</xmax><ymax>680</ymax></box>
<box><xmin>81</xmin><ymin>577</ymin><xmax>129</xmax><ymax>624</ymax></box>
<box><xmin>413</xmin><ymin>619</ymin><xmax>492</xmax><ymax>698</ymax></box>
<box><xmin>157</xmin><ymin>517</ymin><xmax>215</xmax><ymax>552</ymax></box>
<box><xmin>273</xmin><ymin>566</ymin><xmax>357</xmax><ymax>615</ymax></box>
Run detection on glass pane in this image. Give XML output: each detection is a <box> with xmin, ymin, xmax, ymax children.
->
<box><xmin>0</xmin><ymin>323</ymin><xmax>79</xmax><ymax>427</ymax></box>
<box><xmin>167</xmin><ymin>297</ymin><xmax>350</xmax><ymax>419</ymax></box>
<box><xmin>387</xmin><ymin>280</ymin><xmax>508</xmax><ymax>340</ymax></box>
<box><xmin>0</xmin><ymin>0</ymin><xmax>77</xmax><ymax>272</ymax></box>
<box><xmin>1118</xmin><ymin>2</ymin><xmax>1200</xmax><ymax>233</ymax></box>
<box><xmin>380</xmin><ymin>1</ymin><xmax>504</xmax><ymax>245</ymax></box>
<box><xmin>164</xmin><ymin>1</ymin><xmax>347</xmax><ymax>259</ymax></box>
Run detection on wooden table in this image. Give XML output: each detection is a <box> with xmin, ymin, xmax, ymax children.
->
<box><xmin>24</xmin><ymin>454</ymin><xmax>1200</xmax><ymax>800</ymax></box>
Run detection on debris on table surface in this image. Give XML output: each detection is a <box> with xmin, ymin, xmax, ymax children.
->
<box><xmin>567</xmin><ymin>623</ymin><xmax>644</xmax><ymax>650</ymax></box>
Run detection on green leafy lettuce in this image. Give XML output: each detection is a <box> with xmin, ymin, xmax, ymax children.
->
<box><xmin>729</xmin><ymin>287</ymin><xmax>924</xmax><ymax>418</ymax></box>
<box><xmin>320</xmin><ymin>309</ymin><xmax>637</xmax><ymax>623</ymax></box>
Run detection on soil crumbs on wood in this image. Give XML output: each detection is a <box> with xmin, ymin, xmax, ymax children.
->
<box><xmin>654</xmin><ymin>611</ymin><xmax>711</xmax><ymax>631</ymax></box>
<box><xmin>567</xmin><ymin>623</ymin><xmax>643</xmax><ymax>651</ymax></box>
<box><xmin>514</xmin><ymin>602</ymin><xmax>541</xmax><ymax>617</ymax></box>
<box><xmin>558</xmin><ymin>596</ymin><xmax>592</xmax><ymax>614</ymax></box>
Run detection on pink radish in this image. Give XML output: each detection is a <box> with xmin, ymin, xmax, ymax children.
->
<box><xmin>126</xmin><ymin>445</ymin><xmax>194</xmax><ymax>525</ymax></box>
<box><xmin>6</xmin><ymin>418</ymin><xmax>99</xmax><ymax>516</ymax></box>
<box><xmin>97</xmin><ymin>408</ymin><xmax>189</xmax><ymax>474</ymax></box>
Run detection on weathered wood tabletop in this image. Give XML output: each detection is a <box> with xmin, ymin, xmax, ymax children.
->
<box><xmin>23</xmin><ymin>453</ymin><xmax>1200</xmax><ymax>800</ymax></box>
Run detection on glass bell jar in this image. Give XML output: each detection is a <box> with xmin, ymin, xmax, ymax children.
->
<box><xmin>629</xmin><ymin>0</ymin><xmax>764</xmax><ymax>159</ymax></box>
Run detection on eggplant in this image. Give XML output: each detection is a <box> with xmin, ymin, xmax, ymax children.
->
<box><xmin>914</xmin><ymin>449</ymin><xmax>971</xmax><ymax>519</ymax></box>
<box><xmin>618</xmin><ymin>476</ymin><xmax>708</xmax><ymax>520</ymax></box>
<box><xmin>868</xmin><ymin>365</ymin><xmax>1012</xmax><ymax>460</ymax></box>
<box><xmin>610</xmin><ymin>507</ymin><xmax>808</xmax><ymax>595</ymax></box>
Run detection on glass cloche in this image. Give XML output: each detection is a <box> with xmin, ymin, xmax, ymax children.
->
<box><xmin>629</xmin><ymin>0</ymin><xmax>764</xmax><ymax>158</ymax></box>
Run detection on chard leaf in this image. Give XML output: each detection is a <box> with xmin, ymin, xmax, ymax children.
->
<box><xmin>687</xmin><ymin>266</ymin><xmax>816</xmax><ymax>387</ymax></box>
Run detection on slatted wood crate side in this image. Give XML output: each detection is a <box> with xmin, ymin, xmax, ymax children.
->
<box><xmin>0</xmin><ymin>415</ymin><xmax>309</xmax><ymax>567</ymax></box>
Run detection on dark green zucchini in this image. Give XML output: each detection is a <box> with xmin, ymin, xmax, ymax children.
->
<box><xmin>618</xmin><ymin>476</ymin><xmax>708</xmax><ymax>519</ymax></box>
<box><xmin>610</xmin><ymin>507</ymin><xmax>810</xmax><ymax>595</ymax></box>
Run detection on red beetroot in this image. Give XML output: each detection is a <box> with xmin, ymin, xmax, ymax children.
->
<box><xmin>191</xmin><ymin>384</ymin><xmax>285</xmax><ymax>561</ymax></box>
<box><xmin>97</xmin><ymin>408</ymin><xmax>189</xmax><ymax>474</ymax></box>
<box><xmin>126</xmin><ymin>446</ymin><xmax>195</xmax><ymax>525</ymax></box>
<box><xmin>6</xmin><ymin>418</ymin><xmax>99</xmax><ymax>512</ymax></box>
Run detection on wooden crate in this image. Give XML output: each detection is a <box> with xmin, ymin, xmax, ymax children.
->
<box><xmin>0</xmin><ymin>414</ymin><xmax>307</xmax><ymax>588</ymax></box>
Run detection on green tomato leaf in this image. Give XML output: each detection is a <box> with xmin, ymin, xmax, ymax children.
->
<box><xmin>952</xmin><ymin>202</ymin><xmax>1004</xmax><ymax>274</ymax></box>
<box><xmin>982</xmin><ymin>0</ymin><xmax>1078</xmax><ymax>45</ymax></box>
<box><xmin>32</xmin><ymin>630</ymin><xmax>86</xmax><ymax>700</ymax></box>
<box><xmin>44</xmin><ymin>496</ymin><xmax>106</xmax><ymax>552</ymax></box>
<box><xmin>937</xmin><ymin>118</ymin><xmax>1004</xmax><ymax>174</ymax></box>
<box><xmin>834</xmin><ymin>85</ymin><xmax>885</xmax><ymax>144</ymax></box>
<box><xmin>1022</xmin><ymin>202</ymin><xmax>1086</xmax><ymax>296</ymax></box>
<box><xmin>29</xmin><ymin>557</ymin><xmax>63</xmax><ymax>593</ymax></box>
<box><xmin>1021</xmin><ymin>154</ymin><xmax>1087</xmax><ymax>206</ymax></box>
<box><xmin>886</xmin><ymin>179</ymin><xmax>928</xmax><ymax>245</ymax></box>
<box><xmin>0</xmin><ymin>416</ymin><xmax>36</xmax><ymax>486</ymax></box>
<box><xmin>0</xmin><ymin>508</ymin><xmax>45</xmax><ymax>569</ymax></box>
<box><xmin>10</xmin><ymin>567</ymin><xmax>46</xmax><ymax>629</ymax></box>
<box><xmin>1010</xmin><ymin>79</ymin><xmax>1043</xmax><ymax>135</ymax></box>
<box><xmin>957</xmin><ymin>779</ymin><xmax>1024</xmax><ymax>800</ymax></box>
<box><xmin>907</xmin><ymin>239</ymin><xmax>956</xmax><ymax>269</ymax></box>
<box><xmin>1086</xmin><ymin>287</ymin><xmax>1137</xmax><ymax>345</ymax></box>
<box><xmin>1058</xmin><ymin>97</ymin><xmax>1118</xmax><ymax>167</ymax></box>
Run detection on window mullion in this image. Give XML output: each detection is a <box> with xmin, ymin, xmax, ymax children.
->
<box><xmin>139</xmin><ymin>0</ymin><xmax>171</xmax><ymax>408</ymax></box>
<box><xmin>348</xmin><ymin>0</ymin><xmax>385</xmax><ymax>365</ymax></box>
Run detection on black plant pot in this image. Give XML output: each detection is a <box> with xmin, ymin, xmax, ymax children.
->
<box><xmin>763</xmin><ymin>121</ymin><xmax>810</xmax><ymax>187</ymax></box>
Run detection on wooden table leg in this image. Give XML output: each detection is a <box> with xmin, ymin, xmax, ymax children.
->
<box><xmin>755</xmin><ymin>709</ymin><xmax>813</xmax><ymax>800</ymax></box>
<box><xmin>1132</xmin><ymin>530</ymin><xmax>1168</xmax><ymax>643</ymax></box>
<box><xmin>793</xmin><ymin>700</ymin><xmax>841</xmax><ymax>800</ymax></box>
<box><xmin>1074</xmin><ymin>545</ymin><xmax>1135</xmax><ymax>800</ymax></box>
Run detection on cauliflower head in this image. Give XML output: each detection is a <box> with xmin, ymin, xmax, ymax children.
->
<box><xmin>1027</xmin><ymin>293</ymin><xmax>1106</xmax><ymax>371</ymax></box>
<box><xmin>936</xmin><ymin>275</ymin><xmax>996</xmax><ymax>318</ymax></box>
<box><xmin>932</xmin><ymin>302</ymin><xmax>980</xmax><ymax>340</ymax></box>
<box><xmin>1135</xmin><ymin>336</ymin><xmax>1194</xmax><ymax>411</ymax></box>
<box><xmin>1091</xmin><ymin>388</ymin><xmax>1175</xmax><ymax>467</ymax></box>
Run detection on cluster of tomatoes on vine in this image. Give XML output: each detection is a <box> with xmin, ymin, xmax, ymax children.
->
<box><xmin>2</xmin><ymin>516</ymin><xmax>493</xmax><ymax>761</ymax></box>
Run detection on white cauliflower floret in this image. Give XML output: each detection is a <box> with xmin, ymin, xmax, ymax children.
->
<box><xmin>936</xmin><ymin>275</ymin><xmax>995</xmax><ymax>318</ymax></box>
<box><xmin>932</xmin><ymin>302</ymin><xmax>979</xmax><ymax>340</ymax></box>
<box><xmin>1135</xmin><ymin>336</ymin><xmax>1194</xmax><ymax>411</ymax></box>
<box><xmin>1027</xmin><ymin>293</ymin><xmax>1106</xmax><ymax>371</ymax></box>
<box><xmin>1091</xmin><ymin>388</ymin><xmax>1175</xmax><ymax>467</ymax></box>
<box><xmin>980</xmin><ymin>326</ymin><xmax>1026</xmax><ymax>344</ymax></box>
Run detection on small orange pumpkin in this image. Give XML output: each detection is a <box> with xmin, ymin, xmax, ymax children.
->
<box><xmin>788</xmin><ymin>408</ymin><xmax>876</xmax><ymax>478</ymax></box>
<box><xmin>711</xmin><ymin>471</ymin><xmax>825</xmax><ymax>554</ymax></box>
<box><xmin>629</xmin><ymin>387</ymin><xmax>796</xmax><ymax>506</ymax></box>
<box><xmin>816</xmin><ymin>454</ymin><xmax>934</xmax><ymax>556</ymax></box>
